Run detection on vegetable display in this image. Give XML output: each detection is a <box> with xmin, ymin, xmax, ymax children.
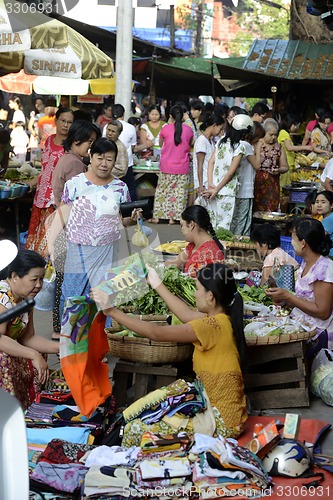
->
<box><xmin>238</xmin><ymin>284</ymin><xmax>272</xmax><ymax>307</ymax></box>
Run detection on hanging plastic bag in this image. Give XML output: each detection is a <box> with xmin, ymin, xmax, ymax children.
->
<box><xmin>34</xmin><ymin>261</ymin><xmax>56</xmax><ymax>311</ymax></box>
<box><xmin>132</xmin><ymin>217</ymin><xmax>149</xmax><ymax>248</ymax></box>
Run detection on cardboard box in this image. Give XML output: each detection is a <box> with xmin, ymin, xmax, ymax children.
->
<box><xmin>246</xmin><ymin>420</ymin><xmax>282</xmax><ymax>459</ymax></box>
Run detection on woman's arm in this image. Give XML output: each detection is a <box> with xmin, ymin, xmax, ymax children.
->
<box><xmin>0</xmin><ymin>308</ymin><xmax>53</xmax><ymax>384</ymax></box>
<box><xmin>206</xmin><ymin>153</ymin><xmax>242</xmax><ymax>199</ymax></box>
<box><xmin>266</xmin><ymin>281</ymin><xmax>333</xmax><ymax>320</ymax></box>
<box><xmin>302</xmin><ymin>129</ymin><xmax>311</xmax><ymax>146</ymax></box>
<box><xmin>92</xmin><ymin>267</ymin><xmax>203</xmax><ymax>324</ymax></box>
<box><xmin>283</xmin><ymin>139</ymin><xmax>313</xmax><ymax>153</ymax></box>
<box><xmin>247</xmin><ymin>154</ymin><xmax>260</xmax><ymax>171</ymax></box>
<box><xmin>206</xmin><ymin>149</ymin><xmax>215</xmax><ymax>188</ymax></box>
<box><xmin>46</xmin><ymin>203</ymin><xmax>71</xmax><ymax>259</ymax></box>
<box><xmin>323</xmin><ymin>177</ymin><xmax>333</xmax><ymax>192</ymax></box>
<box><xmin>278</xmin><ymin>147</ymin><xmax>289</xmax><ymax>174</ymax></box>
<box><xmin>196</xmin><ymin>152</ymin><xmax>206</xmax><ymax>193</ymax></box>
<box><xmin>164</xmin><ymin>250</ymin><xmax>188</xmax><ymax>270</ymax></box>
<box><xmin>106</xmin><ymin>308</ymin><xmax>198</xmax><ymax>343</ymax></box>
<box><xmin>260</xmin><ymin>266</ymin><xmax>273</xmax><ymax>287</ymax></box>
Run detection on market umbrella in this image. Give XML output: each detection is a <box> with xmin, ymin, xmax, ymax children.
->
<box><xmin>0</xmin><ymin>6</ymin><xmax>113</xmax><ymax>79</ymax></box>
<box><xmin>0</xmin><ymin>1</ymin><xmax>70</xmax><ymax>73</ymax></box>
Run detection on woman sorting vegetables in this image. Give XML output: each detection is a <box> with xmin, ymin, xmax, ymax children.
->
<box><xmin>165</xmin><ymin>205</ymin><xmax>224</xmax><ymax>277</ymax></box>
<box><xmin>266</xmin><ymin>218</ymin><xmax>333</xmax><ymax>352</ymax></box>
<box><xmin>92</xmin><ymin>262</ymin><xmax>248</xmax><ymax>446</ymax></box>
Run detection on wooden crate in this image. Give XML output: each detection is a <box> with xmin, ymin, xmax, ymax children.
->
<box><xmin>113</xmin><ymin>360</ymin><xmax>178</xmax><ymax>407</ymax></box>
<box><xmin>244</xmin><ymin>341</ymin><xmax>309</xmax><ymax>410</ymax></box>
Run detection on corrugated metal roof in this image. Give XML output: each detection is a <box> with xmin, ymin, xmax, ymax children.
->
<box><xmin>237</xmin><ymin>40</ymin><xmax>333</xmax><ymax>80</ymax></box>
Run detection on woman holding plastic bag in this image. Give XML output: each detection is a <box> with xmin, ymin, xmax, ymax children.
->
<box><xmin>266</xmin><ymin>218</ymin><xmax>333</xmax><ymax>356</ymax></box>
<box><xmin>48</xmin><ymin>138</ymin><xmax>141</xmax><ymax>323</ymax></box>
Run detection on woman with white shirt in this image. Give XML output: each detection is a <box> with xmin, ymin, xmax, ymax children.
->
<box><xmin>193</xmin><ymin>113</ymin><xmax>224</xmax><ymax>197</ymax></box>
<box><xmin>8</xmin><ymin>96</ymin><xmax>26</xmax><ymax>129</ymax></box>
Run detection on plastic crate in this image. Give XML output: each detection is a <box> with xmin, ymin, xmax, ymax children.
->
<box><xmin>280</xmin><ymin>236</ymin><xmax>303</xmax><ymax>265</ymax></box>
<box><xmin>289</xmin><ymin>190</ymin><xmax>310</xmax><ymax>204</ymax></box>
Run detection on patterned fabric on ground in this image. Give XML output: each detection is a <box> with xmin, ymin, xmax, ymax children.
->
<box><xmin>192</xmin><ymin>434</ymin><xmax>271</xmax><ymax>499</ymax></box>
<box><xmin>139</xmin><ymin>457</ymin><xmax>191</xmax><ymax>480</ymax></box>
<box><xmin>27</xmin><ymin>426</ymin><xmax>91</xmax><ymax>445</ymax></box>
<box><xmin>37</xmin><ymin>439</ymin><xmax>95</xmax><ymax>465</ymax></box>
<box><xmin>30</xmin><ymin>462</ymin><xmax>87</xmax><ymax>493</ymax></box>
<box><xmin>123</xmin><ymin>379</ymin><xmax>190</xmax><ymax>423</ymax></box>
<box><xmin>84</xmin><ymin>445</ymin><xmax>140</xmax><ymax>468</ymax></box>
<box><xmin>25</xmin><ymin>402</ymin><xmax>55</xmax><ymax>425</ymax></box>
<box><xmin>60</xmin><ymin>297</ymin><xmax>111</xmax><ymax>418</ymax></box>
<box><xmin>28</xmin><ymin>443</ymin><xmax>47</xmax><ymax>473</ymax></box>
<box><xmin>51</xmin><ymin>405</ymin><xmax>104</xmax><ymax>425</ymax></box>
<box><xmin>135</xmin><ymin>469</ymin><xmax>187</xmax><ymax>488</ymax></box>
<box><xmin>140</xmin><ymin>431</ymin><xmax>192</xmax><ymax>454</ymax></box>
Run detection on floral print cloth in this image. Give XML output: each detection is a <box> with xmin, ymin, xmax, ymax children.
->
<box><xmin>152</xmin><ymin>171</ymin><xmax>189</xmax><ymax>221</ymax></box>
<box><xmin>253</xmin><ymin>141</ymin><xmax>282</xmax><ymax>212</ymax></box>
<box><xmin>203</xmin><ymin>139</ymin><xmax>245</xmax><ymax>231</ymax></box>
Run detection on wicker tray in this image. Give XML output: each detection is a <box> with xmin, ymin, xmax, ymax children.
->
<box><xmin>246</xmin><ymin>329</ymin><xmax>317</xmax><ymax>346</ymax></box>
<box><xmin>222</xmin><ymin>240</ymin><xmax>257</xmax><ymax>250</ymax></box>
<box><xmin>106</xmin><ymin>318</ymin><xmax>193</xmax><ymax>363</ymax></box>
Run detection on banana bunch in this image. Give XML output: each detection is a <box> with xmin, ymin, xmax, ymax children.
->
<box><xmin>290</xmin><ymin>169</ymin><xmax>320</xmax><ymax>182</ymax></box>
<box><xmin>155</xmin><ymin>240</ymin><xmax>187</xmax><ymax>254</ymax></box>
<box><xmin>295</xmin><ymin>153</ymin><xmax>313</xmax><ymax>167</ymax></box>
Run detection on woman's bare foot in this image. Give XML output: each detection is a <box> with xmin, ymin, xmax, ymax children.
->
<box><xmin>148</xmin><ymin>218</ymin><xmax>159</xmax><ymax>224</ymax></box>
<box><xmin>168</xmin><ymin>219</ymin><xmax>177</xmax><ymax>225</ymax></box>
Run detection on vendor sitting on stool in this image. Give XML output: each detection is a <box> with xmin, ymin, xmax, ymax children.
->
<box><xmin>251</xmin><ymin>223</ymin><xmax>299</xmax><ymax>287</ymax></box>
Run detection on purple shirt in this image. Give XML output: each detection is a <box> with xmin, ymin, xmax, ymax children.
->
<box><xmin>159</xmin><ymin>123</ymin><xmax>193</xmax><ymax>175</ymax></box>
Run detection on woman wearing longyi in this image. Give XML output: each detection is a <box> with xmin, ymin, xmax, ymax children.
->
<box><xmin>92</xmin><ymin>263</ymin><xmax>248</xmax><ymax>446</ymax></box>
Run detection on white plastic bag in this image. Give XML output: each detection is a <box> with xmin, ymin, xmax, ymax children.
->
<box><xmin>34</xmin><ymin>261</ymin><xmax>56</xmax><ymax>311</ymax></box>
<box><xmin>310</xmin><ymin>348</ymin><xmax>333</xmax><ymax>398</ymax></box>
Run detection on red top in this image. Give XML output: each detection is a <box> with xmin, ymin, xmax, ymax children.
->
<box><xmin>34</xmin><ymin>134</ymin><xmax>64</xmax><ymax>208</ymax></box>
<box><xmin>184</xmin><ymin>240</ymin><xmax>224</xmax><ymax>277</ymax></box>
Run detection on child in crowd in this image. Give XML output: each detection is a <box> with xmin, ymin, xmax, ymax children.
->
<box><xmin>315</xmin><ymin>191</ymin><xmax>333</xmax><ymax>258</ymax></box>
<box><xmin>203</xmin><ymin>114</ymin><xmax>254</xmax><ymax>231</ymax></box>
<box><xmin>304</xmin><ymin>191</ymin><xmax>323</xmax><ymax>221</ymax></box>
<box><xmin>251</xmin><ymin>223</ymin><xmax>299</xmax><ymax>287</ymax></box>
<box><xmin>10</xmin><ymin>121</ymin><xmax>29</xmax><ymax>160</ymax></box>
<box><xmin>230</xmin><ymin>123</ymin><xmax>260</xmax><ymax>236</ymax></box>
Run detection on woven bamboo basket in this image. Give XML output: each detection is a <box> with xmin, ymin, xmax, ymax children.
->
<box><xmin>246</xmin><ymin>329</ymin><xmax>317</xmax><ymax>346</ymax></box>
<box><xmin>106</xmin><ymin>317</ymin><xmax>194</xmax><ymax>364</ymax></box>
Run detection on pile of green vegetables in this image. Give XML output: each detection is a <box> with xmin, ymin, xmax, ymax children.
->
<box><xmin>237</xmin><ymin>284</ymin><xmax>272</xmax><ymax>307</ymax></box>
<box><xmin>112</xmin><ymin>253</ymin><xmax>196</xmax><ymax>315</ymax></box>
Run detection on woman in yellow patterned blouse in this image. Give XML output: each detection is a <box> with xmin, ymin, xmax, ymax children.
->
<box><xmin>93</xmin><ymin>263</ymin><xmax>248</xmax><ymax>445</ymax></box>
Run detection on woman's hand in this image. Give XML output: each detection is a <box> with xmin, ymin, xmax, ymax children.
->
<box><xmin>31</xmin><ymin>352</ymin><xmax>49</xmax><ymax>385</ymax></box>
<box><xmin>131</xmin><ymin>208</ymin><xmax>143</xmax><ymax>222</ymax></box>
<box><xmin>146</xmin><ymin>265</ymin><xmax>163</xmax><ymax>289</ymax></box>
<box><xmin>90</xmin><ymin>288</ymin><xmax>114</xmax><ymax>315</ymax></box>
<box><xmin>265</xmin><ymin>287</ymin><xmax>290</xmax><ymax>305</ymax></box>
<box><xmin>203</xmin><ymin>187</ymin><xmax>218</xmax><ymax>199</ymax></box>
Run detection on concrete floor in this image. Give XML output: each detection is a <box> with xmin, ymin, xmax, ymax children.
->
<box><xmin>35</xmin><ymin>221</ymin><xmax>333</xmax><ymax>454</ymax></box>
